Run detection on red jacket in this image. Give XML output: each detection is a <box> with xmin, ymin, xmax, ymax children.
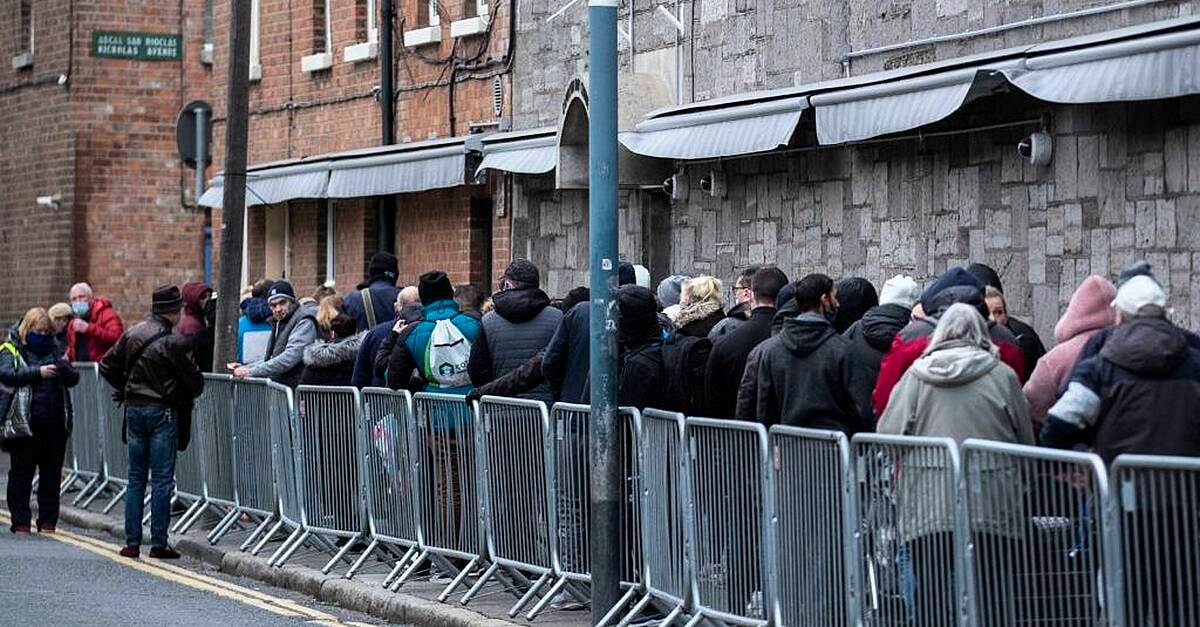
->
<box><xmin>177</xmin><ymin>281</ymin><xmax>211</xmax><ymax>337</ymax></box>
<box><xmin>66</xmin><ymin>298</ymin><xmax>125</xmax><ymax>362</ymax></box>
<box><xmin>873</xmin><ymin>319</ymin><xmax>1025</xmax><ymax>417</ymax></box>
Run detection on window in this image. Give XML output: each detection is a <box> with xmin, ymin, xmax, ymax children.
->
<box><xmin>324</xmin><ymin>203</ymin><xmax>336</xmax><ymax>284</ymax></box>
<box><xmin>201</xmin><ymin>0</ymin><xmax>214</xmax><ymax>64</ymax></box>
<box><xmin>404</xmin><ymin>0</ymin><xmax>441</xmax><ymax>47</ymax></box>
<box><xmin>11</xmin><ymin>0</ymin><xmax>33</xmax><ymax>70</ymax></box>
<box><xmin>301</xmin><ymin>0</ymin><xmax>334</xmax><ymax>72</ymax></box>
<box><xmin>345</xmin><ymin>0</ymin><xmax>379</xmax><ymax>63</ymax></box>
<box><xmin>249</xmin><ymin>0</ymin><xmax>262</xmax><ymax>81</ymax></box>
<box><xmin>451</xmin><ymin>0</ymin><xmax>488</xmax><ymax>38</ymax></box>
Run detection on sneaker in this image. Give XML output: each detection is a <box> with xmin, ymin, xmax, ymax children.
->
<box><xmin>119</xmin><ymin>545</ymin><xmax>140</xmax><ymax>558</ymax></box>
<box><xmin>37</xmin><ymin>524</ymin><xmax>56</xmax><ymax>534</ymax></box>
<box><xmin>149</xmin><ymin>546</ymin><xmax>182</xmax><ymax>559</ymax></box>
<box><xmin>11</xmin><ymin>525</ymin><xmax>31</xmax><ymax>535</ymax></box>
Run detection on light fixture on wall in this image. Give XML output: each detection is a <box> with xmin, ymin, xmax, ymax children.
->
<box><xmin>36</xmin><ymin>194</ymin><xmax>63</xmax><ymax>209</ymax></box>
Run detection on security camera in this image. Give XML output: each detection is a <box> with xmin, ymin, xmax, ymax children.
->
<box><xmin>662</xmin><ymin>172</ymin><xmax>688</xmax><ymax>201</ymax></box>
<box><xmin>1018</xmin><ymin>132</ymin><xmax>1053</xmax><ymax>166</ymax></box>
<box><xmin>700</xmin><ymin>170</ymin><xmax>726</xmax><ymax>198</ymax></box>
<box><xmin>57</xmin><ymin>74</ymin><xmax>68</xmax><ymax>86</ymax></box>
<box><xmin>36</xmin><ymin>194</ymin><xmax>63</xmax><ymax>208</ymax></box>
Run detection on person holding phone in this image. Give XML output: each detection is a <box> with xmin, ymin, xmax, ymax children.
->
<box><xmin>1</xmin><ymin>307</ymin><xmax>80</xmax><ymax>534</ymax></box>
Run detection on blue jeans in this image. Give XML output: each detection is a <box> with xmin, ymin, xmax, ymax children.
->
<box><xmin>124</xmin><ymin>405</ymin><xmax>177</xmax><ymax>548</ymax></box>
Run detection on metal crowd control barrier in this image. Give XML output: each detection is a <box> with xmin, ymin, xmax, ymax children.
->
<box><xmin>353</xmin><ymin>387</ymin><xmax>421</xmax><ymax>581</ymax></box>
<box><xmin>769</xmin><ymin>426</ymin><xmax>860</xmax><ymax>627</ymax></box>
<box><xmin>588</xmin><ymin>406</ymin><xmax>646</xmax><ymax>626</ymax></box>
<box><xmin>393</xmin><ymin>393</ymin><xmax>486</xmax><ymax>602</ymax></box>
<box><xmin>175</xmin><ymin>375</ymin><xmax>237</xmax><ymax>534</ymax></box>
<box><xmin>852</xmin><ymin>433</ymin><xmax>967</xmax><ymax>627</ymax></box>
<box><xmin>466</xmin><ymin>396</ymin><xmax>556</xmax><ymax>618</ymax></box>
<box><xmin>684</xmin><ymin>418</ymin><xmax>776</xmax><ymax>627</ymax></box>
<box><xmin>961</xmin><ymin>440</ymin><xmax>1111</xmax><ymax>627</ymax></box>
<box><xmin>271</xmin><ymin>386</ymin><xmax>368</xmax><ymax>574</ymax></box>
<box><xmin>619</xmin><ymin>408</ymin><xmax>692</xmax><ymax>626</ymax></box>
<box><xmin>78</xmin><ymin>379</ymin><xmax>131</xmax><ymax>513</ymax></box>
<box><xmin>207</xmin><ymin>378</ymin><xmax>280</xmax><ymax>545</ymax></box>
<box><xmin>64</xmin><ymin>363</ymin><xmax>105</xmax><ymax>500</ymax></box>
<box><xmin>252</xmin><ymin>382</ymin><xmax>302</xmax><ymax>556</ymax></box>
<box><xmin>1111</xmin><ymin>454</ymin><xmax>1200</xmax><ymax>627</ymax></box>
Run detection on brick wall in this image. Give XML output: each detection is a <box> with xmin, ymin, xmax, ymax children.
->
<box><xmin>394</xmin><ymin>186</ymin><xmax>492</xmax><ymax>287</ymax></box>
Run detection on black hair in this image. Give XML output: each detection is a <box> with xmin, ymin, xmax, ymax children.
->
<box><xmin>792</xmin><ymin>273</ymin><xmax>835</xmax><ymax>313</ymax></box>
<box><xmin>751</xmin><ymin>267</ymin><xmax>789</xmax><ymax>302</ymax></box>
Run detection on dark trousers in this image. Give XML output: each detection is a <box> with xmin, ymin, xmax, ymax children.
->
<box><xmin>6</xmin><ymin>435</ymin><xmax>69</xmax><ymax>531</ymax></box>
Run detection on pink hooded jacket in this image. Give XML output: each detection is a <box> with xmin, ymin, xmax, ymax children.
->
<box><xmin>1023</xmin><ymin>275</ymin><xmax>1116</xmax><ymax>433</ymax></box>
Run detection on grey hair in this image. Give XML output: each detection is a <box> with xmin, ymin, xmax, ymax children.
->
<box><xmin>925</xmin><ymin>303</ymin><xmax>997</xmax><ymax>356</ymax></box>
<box><xmin>69</xmin><ymin>282</ymin><xmax>93</xmax><ymax>297</ymax></box>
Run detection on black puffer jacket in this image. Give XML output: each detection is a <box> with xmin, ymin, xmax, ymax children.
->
<box><xmin>704</xmin><ymin>307</ymin><xmax>775</xmax><ymax>419</ymax></box>
<box><xmin>468</xmin><ymin>287</ymin><xmax>563</xmax><ymax>402</ymax></box>
<box><xmin>0</xmin><ymin>333</ymin><xmax>79</xmax><ymax>440</ymax></box>
<box><xmin>756</xmin><ymin>314</ymin><xmax>875</xmax><ymax>435</ymax></box>
<box><xmin>1043</xmin><ymin>318</ymin><xmax>1200</xmax><ymax>463</ymax></box>
<box><xmin>843</xmin><ymin>303</ymin><xmax>911</xmax><ymax>417</ymax></box>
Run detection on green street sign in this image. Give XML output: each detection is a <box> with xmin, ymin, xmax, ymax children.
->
<box><xmin>92</xmin><ymin>31</ymin><xmax>182</xmax><ymax>61</ymax></box>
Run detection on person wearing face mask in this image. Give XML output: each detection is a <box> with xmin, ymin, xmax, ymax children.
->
<box><xmin>1</xmin><ymin>308</ymin><xmax>80</xmax><ymax>534</ymax></box>
<box><xmin>752</xmin><ymin>273</ymin><xmax>874</xmax><ymax>435</ymax></box>
<box><xmin>66</xmin><ymin>282</ymin><xmax>125</xmax><ymax>363</ymax></box>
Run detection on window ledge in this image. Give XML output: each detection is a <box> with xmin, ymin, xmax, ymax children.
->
<box><xmin>343</xmin><ymin>41</ymin><xmax>378</xmax><ymax>63</ymax></box>
<box><xmin>11</xmin><ymin>51</ymin><xmax>32</xmax><ymax>71</ymax></box>
<box><xmin>301</xmin><ymin>51</ymin><xmax>334</xmax><ymax>73</ymax></box>
<box><xmin>200</xmin><ymin>43</ymin><xmax>213</xmax><ymax>65</ymax></box>
<box><xmin>249</xmin><ymin>63</ymin><xmax>262</xmax><ymax>82</ymax></box>
<box><xmin>451</xmin><ymin>16</ymin><xmax>488</xmax><ymax>38</ymax></box>
<box><xmin>403</xmin><ymin>25</ymin><xmax>441</xmax><ymax>48</ymax></box>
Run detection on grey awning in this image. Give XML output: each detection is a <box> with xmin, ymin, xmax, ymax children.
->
<box><xmin>619</xmin><ymin>96</ymin><xmax>808</xmax><ymax>160</ymax></box>
<box><xmin>1006</xmin><ymin>21</ymin><xmax>1200</xmax><ymax>104</ymax></box>
<box><xmin>475</xmin><ymin>129</ymin><xmax>557</xmax><ymax>176</ymax></box>
<box><xmin>326</xmin><ymin>138</ymin><xmax>466</xmax><ymax>198</ymax></box>
<box><xmin>196</xmin><ymin>160</ymin><xmax>331</xmax><ymax>208</ymax></box>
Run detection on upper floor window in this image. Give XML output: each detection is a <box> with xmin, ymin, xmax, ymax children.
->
<box><xmin>345</xmin><ymin>0</ymin><xmax>379</xmax><ymax>62</ymax></box>
<box><xmin>11</xmin><ymin>0</ymin><xmax>33</xmax><ymax>70</ymax></box>
<box><xmin>249</xmin><ymin>0</ymin><xmax>262</xmax><ymax>80</ymax></box>
<box><xmin>201</xmin><ymin>0</ymin><xmax>214</xmax><ymax>65</ymax></box>
<box><xmin>302</xmin><ymin>0</ymin><xmax>334</xmax><ymax>72</ymax></box>
<box><xmin>404</xmin><ymin>0</ymin><xmax>441</xmax><ymax>47</ymax></box>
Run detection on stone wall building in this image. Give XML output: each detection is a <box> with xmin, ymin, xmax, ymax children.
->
<box><xmin>502</xmin><ymin>0</ymin><xmax>1200</xmax><ymax>344</ymax></box>
<box><xmin>0</xmin><ymin>0</ymin><xmax>213</xmax><ymax>323</ymax></box>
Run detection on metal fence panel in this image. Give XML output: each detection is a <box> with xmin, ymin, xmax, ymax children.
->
<box><xmin>686</xmin><ymin>417</ymin><xmax>775</xmax><ymax>626</ymax></box>
<box><xmin>852</xmin><ymin>433</ymin><xmax>967</xmax><ymax>627</ymax></box>
<box><xmin>230</xmin><ymin>379</ymin><xmax>278</xmax><ymax>516</ymax></box>
<box><xmin>356</xmin><ymin>387</ymin><xmax>421</xmax><ymax>582</ymax></box>
<box><xmin>197</xmin><ymin>375</ymin><xmax>237</xmax><ymax>508</ymax></box>
<box><xmin>1112</xmin><ymin>454</ymin><xmax>1200</xmax><ymax>627</ymax></box>
<box><xmin>769</xmin><ymin>425</ymin><xmax>859</xmax><ymax>627</ymax></box>
<box><xmin>634</xmin><ymin>408</ymin><xmax>692</xmax><ymax>623</ymax></box>
<box><xmin>961</xmin><ymin>439</ymin><xmax>1111</xmax><ymax>627</ymax></box>
<box><xmin>66</xmin><ymin>363</ymin><xmax>105</xmax><ymax>496</ymax></box>
<box><xmin>411</xmin><ymin>392</ymin><xmax>484</xmax><ymax>562</ymax></box>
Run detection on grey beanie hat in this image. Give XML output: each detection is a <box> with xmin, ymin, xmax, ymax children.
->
<box><xmin>656</xmin><ymin>275</ymin><xmax>689</xmax><ymax>308</ymax></box>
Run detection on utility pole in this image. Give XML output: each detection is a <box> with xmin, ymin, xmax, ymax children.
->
<box><xmin>588</xmin><ymin>0</ymin><xmax>620</xmax><ymax>621</ymax></box>
<box><xmin>214</xmin><ymin>0</ymin><xmax>252</xmax><ymax>369</ymax></box>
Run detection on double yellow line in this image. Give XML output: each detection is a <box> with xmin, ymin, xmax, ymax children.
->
<box><xmin>0</xmin><ymin>511</ymin><xmax>371</xmax><ymax>626</ymax></box>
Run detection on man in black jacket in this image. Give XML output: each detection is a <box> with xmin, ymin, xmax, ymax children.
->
<box><xmin>468</xmin><ymin>260</ymin><xmax>562</xmax><ymax>402</ymax></box>
<box><xmin>755</xmin><ymin>274</ymin><xmax>874</xmax><ymax>435</ymax></box>
<box><xmin>615</xmin><ymin>285</ymin><xmax>674</xmax><ymax>411</ymax></box>
<box><xmin>343</xmin><ymin>251</ymin><xmax>402</xmax><ymax>332</ymax></box>
<box><xmin>843</xmin><ymin>275</ymin><xmax>920</xmax><ymax>419</ymax></box>
<box><xmin>704</xmin><ymin>267</ymin><xmax>788</xmax><ymax>418</ymax></box>
<box><xmin>100</xmin><ymin>285</ymin><xmax>204</xmax><ymax>560</ymax></box>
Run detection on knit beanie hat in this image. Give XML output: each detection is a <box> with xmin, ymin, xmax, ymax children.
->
<box><xmin>617</xmin><ymin>285</ymin><xmax>661</xmax><ymax>344</ymax></box>
<box><xmin>418</xmin><ymin>270</ymin><xmax>455</xmax><ymax>305</ymax></box>
<box><xmin>502</xmin><ymin>259</ymin><xmax>540</xmax><ymax>288</ymax></box>
<box><xmin>368</xmin><ymin>252</ymin><xmax>400</xmax><ymax>283</ymax></box>
<box><xmin>657</xmin><ymin>275</ymin><xmax>688</xmax><ymax>308</ymax></box>
<box><xmin>920</xmin><ymin>267</ymin><xmax>984</xmax><ymax>313</ymax></box>
<box><xmin>879</xmin><ymin>275</ymin><xmax>921</xmax><ymax>309</ymax></box>
<box><xmin>266</xmin><ymin>280</ymin><xmax>296</xmax><ymax>304</ymax></box>
<box><xmin>618</xmin><ymin>261</ymin><xmax>636</xmax><ymax>287</ymax></box>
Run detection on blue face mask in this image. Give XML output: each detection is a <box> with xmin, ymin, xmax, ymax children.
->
<box><xmin>72</xmin><ymin>301</ymin><xmax>90</xmax><ymax>317</ymax></box>
<box><xmin>26</xmin><ymin>332</ymin><xmax>55</xmax><ymax>355</ymax></box>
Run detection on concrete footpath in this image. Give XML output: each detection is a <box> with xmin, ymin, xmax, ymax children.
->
<box><xmin>56</xmin><ymin>502</ymin><xmax>586</xmax><ymax>627</ymax></box>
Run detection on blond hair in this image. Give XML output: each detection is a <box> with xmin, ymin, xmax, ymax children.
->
<box><xmin>316</xmin><ymin>295</ymin><xmax>344</xmax><ymax>330</ymax></box>
<box><xmin>48</xmin><ymin>302</ymin><xmax>73</xmax><ymax>322</ymax></box>
<box><xmin>18</xmin><ymin>308</ymin><xmax>53</xmax><ymax>343</ymax></box>
<box><xmin>681</xmin><ymin>276</ymin><xmax>724</xmax><ymax>309</ymax></box>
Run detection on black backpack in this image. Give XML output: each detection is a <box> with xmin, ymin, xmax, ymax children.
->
<box><xmin>659</xmin><ymin>330</ymin><xmax>712</xmax><ymax>415</ymax></box>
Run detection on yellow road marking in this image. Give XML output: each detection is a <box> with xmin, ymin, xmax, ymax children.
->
<box><xmin>0</xmin><ymin>511</ymin><xmax>351</xmax><ymax>624</ymax></box>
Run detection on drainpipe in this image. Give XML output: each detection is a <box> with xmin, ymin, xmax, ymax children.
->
<box><xmin>378</xmin><ymin>0</ymin><xmax>397</xmax><ymax>252</ymax></box>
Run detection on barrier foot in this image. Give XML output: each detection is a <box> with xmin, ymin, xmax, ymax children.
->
<box><xmin>344</xmin><ymin>538</ymin><xmax>379</xmax><ymax>579</ymax></box>
<box><xmin>59</xmin><ymin>470</ymin><xmax>80</xmax><ymax>495</ymax></box>
<box><xmin>72</xmin><ymin>475</ymin><xmax>102</xmax><ymax>506</ymax></box>
<box><xmin>207</xmin><ymin>508</ymin><xmax>243</xmax><ymax>544</ymax></box>
<box><xmin>681</xmin><ymin>609</ymin><xmax>704</xmax><ymax>627</ymax></box>
<box><xmin>381</xmin><ymin>548</ymin><xmax>417</xmax><ymax>589</ymax></box>
<box><xmin>240</xmin><ymin>515</ymin><xmax>275</xmax><ymax>551</ymax></box>
<box><xmin>598</xmin><ymin>586</ymin><xmax>641</xmax><ymax>627</ymax></box>
<box><xmin>250</xmin><ymin>519</ymin><xmax>286</xmax><ymax>555</ymax></box>
<box><xmin>506</xmin><ymin>571</ymin><xmax>550</xmax><ymax>617</ymax></box>
<box><xmin>270</xmin><ymin>528</ymin><xmax>308</xmax><ymax>568</ymax></box>
<box><xmin>321</xmin><ymin>533</ymin><xmax>362</xmax><ymax>575</ymax></box>
<box><xmin>172</xmin><ymin>499</ymin><xmax>203</xmax><ymax>531</ymax></box>
<box><xmin>392</xmin><ymin>550</ymin><xmax>431</xmax><ymax>591</ymax></box>
<box><xmin>437</xmin><ymin>557</ymin><xmax>478</xmax><ymax>602</ymax></box>
<box><xmin>614</xmin><ymin>588</ymin><xmax>652</xmax><ymax>619</ymax></box>
<box><xmin>175</xmin><ymin>500</ymin><xmax>210</xmax><ymax>534</ymax></box>
<box><xmin>460</xmin><ymin>562</ymin><xmax>499</xmax><ymax>605</ymax></box>
<box><xmin>77</xmin><ymin>478</ymin><xmax>110</xmax><ymax>508</ymax></box>
<box><xmin>101</xmin><ymin>486</ymin><xmax>129</xmax><ymax>515</ymax></box>
<box><xmin>526</xmin><ymin>575</ymin><xmax>569</xmax><ymax>620</ymax></box>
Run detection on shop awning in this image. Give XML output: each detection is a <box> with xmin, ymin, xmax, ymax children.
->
<box><xmin>1005</xmin><ymin>16</ymin><xmax>1200</xmax><ymax>104</ymax></box>
<box><xmin>327</xmin><ymin>137</ymin><xmax>467</xmax><ymax>198</ymax></box>
<box><xmin>197</xmin><ymin>159</ymin><xmax>330</xmax><ymax>208</ymax></box>
<box><xmin>619</xmin><ymin>96</ymin><xmax>808</xmax><ymax>160</ymax></box>
<box><xmin>475</xmin><ymin>128</ymin><xmax>558</xmax><ymax>176</ymax></box>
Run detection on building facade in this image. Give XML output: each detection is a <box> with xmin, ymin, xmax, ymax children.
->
<box><xmin>0</xmin><ymin>0</ymin><xmax>213</xmax><ymax>323</ymax></box>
